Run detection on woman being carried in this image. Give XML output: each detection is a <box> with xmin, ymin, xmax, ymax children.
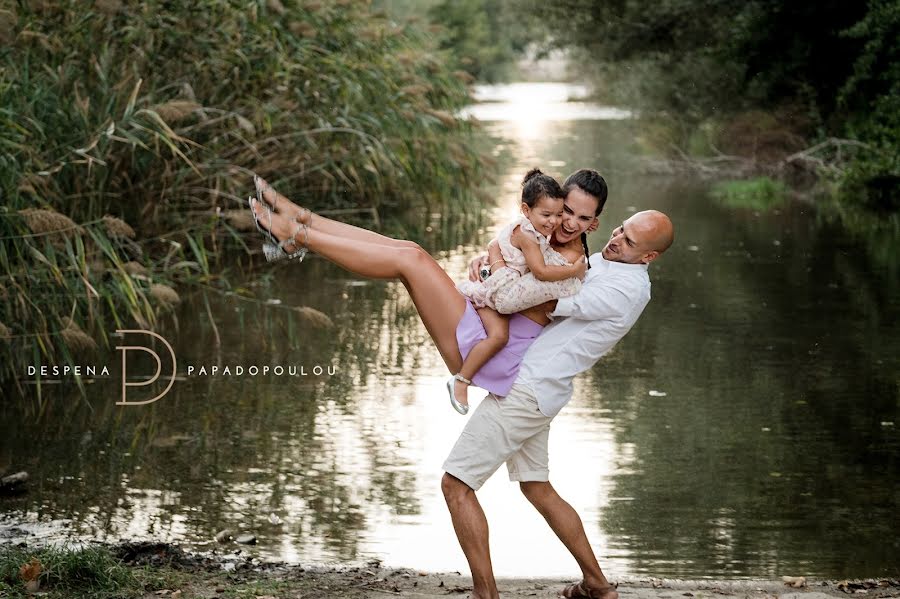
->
<box><xmin>451</xmin><ymin>169</ymin><xmax>586</xmax><ymax>413</ymax></box>
<box><xmin>247</xmin><ymin>168</ymin><xmax>603</xmax><ymax>412</ymax></box>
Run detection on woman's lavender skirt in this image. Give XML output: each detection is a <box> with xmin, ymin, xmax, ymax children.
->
<box><xmin>455</xmin><ymin>299</ymin><xmax>544</xmax><ymax>397</ymax></box>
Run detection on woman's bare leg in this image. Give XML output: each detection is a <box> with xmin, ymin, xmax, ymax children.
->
<box><xmin>256</xmin><ymin>177</ymin><xmax>418</xmax><ymax>250</ymax></box>
<box><xmin>251</xmin><ymin>199</ymin><xmax>466</xmax><ymax>372</ymax></box>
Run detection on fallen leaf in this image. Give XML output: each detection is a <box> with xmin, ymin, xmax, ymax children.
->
<box><xmin>19</xmin><ymin>557</ymin><xmax>41</xmax><ymax>582</ymax></box>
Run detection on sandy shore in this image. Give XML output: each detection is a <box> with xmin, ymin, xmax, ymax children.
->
<box><xmin>111</xmin><ymin>543</ymin><xmax>900</xmax><ymax>599</ymax></box>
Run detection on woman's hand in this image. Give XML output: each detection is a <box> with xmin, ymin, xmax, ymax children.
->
<box><xmin>573</xmin><ymin>255</ymin><xmax>588</xmax><ymax>280</ymax></box>
<box><xmin>468</xmin><ymin>254</ymin><xmax>489</xmax><ymax>281</ymax></box>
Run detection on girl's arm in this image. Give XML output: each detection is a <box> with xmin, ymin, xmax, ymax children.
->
<box><xmin>512</xmin><ymin>227</ymin><xmax>586</xmax><ymax>282</ymax></box>
<box><xmin>490</xmin><ymin>244</ymin><xmax>586</xmax><ymax>314</ymax></box>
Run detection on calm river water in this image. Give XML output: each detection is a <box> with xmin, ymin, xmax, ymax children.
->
<box><xmin>1</xmin><ymin>83</ymin><xmax>898</xmax><ymax>579</ymax></box>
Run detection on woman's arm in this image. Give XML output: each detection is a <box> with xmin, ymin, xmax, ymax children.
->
<box><xmin>512</xmin><ymin>227</ymin><xmax>586</xmax><ymax>282</ymax></box>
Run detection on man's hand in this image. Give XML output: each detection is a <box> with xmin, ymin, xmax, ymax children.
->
<box><xmin>467</xmin><ymin>254</ymin><xmax>489</xmax><ymax>282</ymax></box>
<box><xmin>534</xmin><ymin>299</ymin><xmax>558</xmax><ymax>315</ymax></box>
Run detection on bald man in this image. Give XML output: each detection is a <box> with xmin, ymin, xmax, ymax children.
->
<box><xmin>442</xmin><ymin>210</ymin><xmax>674</xmax><ymax>599</ymax></box>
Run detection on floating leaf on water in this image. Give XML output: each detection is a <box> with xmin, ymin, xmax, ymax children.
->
<box><xmin>648</xmin><ymin>390</ymin><xmax>667</xmax><ymax>397</ymax></box>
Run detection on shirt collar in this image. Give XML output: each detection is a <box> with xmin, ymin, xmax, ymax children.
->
<box><xmin>589</xmin><ymin>252</ymin><xmax>650</xmax><ymax>272</ymax></box>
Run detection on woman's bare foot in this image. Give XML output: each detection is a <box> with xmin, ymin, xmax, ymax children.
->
<box><xmin>255</xmin><ymin>176</ymin><xmax>312</xmax><ymax>225</ymax></box>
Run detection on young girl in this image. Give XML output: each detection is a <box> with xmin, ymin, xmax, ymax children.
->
<box><xmin>451</xmin><ymin>169</ymin><xmax>587</xmax><ymax>414</ymax></box>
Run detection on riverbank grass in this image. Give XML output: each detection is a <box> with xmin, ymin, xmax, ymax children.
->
<box><xmin>712</xmin><ymin>177</ymin><xmax>790</xmax><ymax>210</ymax></box>
<box><xmin>0</xmin><ymin>544</ymin><xmax>176</xmax><ymax>598</ymax></box>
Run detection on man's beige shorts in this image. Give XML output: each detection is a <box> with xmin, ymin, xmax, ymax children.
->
<box><xmin>442</xmin><ymin>383</ymin><xmax>553</xmax><ymax>491</ymax></box>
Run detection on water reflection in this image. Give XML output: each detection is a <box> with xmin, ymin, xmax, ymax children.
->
<box><xmin>1</xmin><ymin>83</ymin><xmax>898</xmax><ymax>579</ymax></box>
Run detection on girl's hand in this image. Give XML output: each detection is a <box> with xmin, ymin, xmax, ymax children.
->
<box><xmin>573</xmin><ymin>255</ymin><xmax>588</xmax><ymax>280</ymax></box>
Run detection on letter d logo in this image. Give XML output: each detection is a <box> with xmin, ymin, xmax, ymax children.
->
<box><xmin>116</xmin><ymin>329</ymin><xmax>176</xmax><ymax>406</ymax></box>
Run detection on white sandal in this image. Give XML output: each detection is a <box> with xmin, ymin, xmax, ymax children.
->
<box><xmin>446</xmin><ymin>373</ymin><xmax>472</xmax><ymax>415</ymax></box>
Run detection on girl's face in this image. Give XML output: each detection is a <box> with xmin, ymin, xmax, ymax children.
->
<box><xmin>522</xmin><ymin>195</ymin><xmax>564</xmax><ymax>238</ymax></box>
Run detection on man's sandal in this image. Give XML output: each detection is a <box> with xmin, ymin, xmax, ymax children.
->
<box><xmin>559</xmin><ymin>581</ymin><xmax>618</xmax><ymax>599</ymax></box>
<box><xmin>446</xmin><ymin>373</ymin><xmax>471</xmax><ymax>415</ymax></box>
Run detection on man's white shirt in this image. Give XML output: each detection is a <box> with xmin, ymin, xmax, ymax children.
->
<box><xmin>516</xmin><ymin>253</ymin><xmax>651</xmax><ymax>417</ymax></box>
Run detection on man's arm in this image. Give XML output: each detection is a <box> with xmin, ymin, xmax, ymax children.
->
<box><xmin>550</xmin><ymin>279</ymin><xmax>633</xmax><ymax>321</ymax></box>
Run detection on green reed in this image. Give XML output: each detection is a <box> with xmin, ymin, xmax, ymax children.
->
<box><xmin>0</xmin><ymin>0</ymin><xmax>490</xmax><ymax>391</ymax></box>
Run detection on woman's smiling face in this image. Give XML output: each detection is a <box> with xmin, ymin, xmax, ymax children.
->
<box><xmin>554</xmin><ymin>187</ymin><xmax>599</xmax><ymax>244</ymax></box>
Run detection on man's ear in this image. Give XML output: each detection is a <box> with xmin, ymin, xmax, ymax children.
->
<box><xmin>587</xmin><ymin>217</ymin><xmax>599</xmax><ymax>232</ymax></box>
<box><xmin>641</xmin><ymin>250</ymin><xmax>660</xmax><ymax>264</ymax></box>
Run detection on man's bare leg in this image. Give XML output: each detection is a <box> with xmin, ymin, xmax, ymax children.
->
<box><xmin>441</xmin><ymin>474</ymin><xmax>500</xmax><ymax>599</ymax></box>
<box><xmin>520</xmin><ymin>481</ymin><xmax>618</xmax><ymax>599</ymax></box>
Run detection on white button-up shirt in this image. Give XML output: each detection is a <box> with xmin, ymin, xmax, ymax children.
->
<box><xmin>516</xmin><ymin>253</ymin><xmax>651</xmax><ymax>417</ymax></box>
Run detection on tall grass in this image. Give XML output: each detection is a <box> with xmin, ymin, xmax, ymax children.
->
<box><xmin>0</xmin><ymin>0</ymin><xmax>488</xmax><ymax>391</ymax></box>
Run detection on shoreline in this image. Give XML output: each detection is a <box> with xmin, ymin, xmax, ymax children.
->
<box><xmin>2</xmin><ymin>541</ymin><xmax>898</xmax><ymax>598</ymax></box>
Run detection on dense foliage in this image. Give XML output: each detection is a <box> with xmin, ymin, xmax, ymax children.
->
<box><xmin>519</xmin><ymin>0</ymin><xmax>899</xmax><ymax>202</ymax></box>
<box><xmin>0</xmin><ymin>0</ymin><xmax>486</xmax><ymax>391</ymax></box>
